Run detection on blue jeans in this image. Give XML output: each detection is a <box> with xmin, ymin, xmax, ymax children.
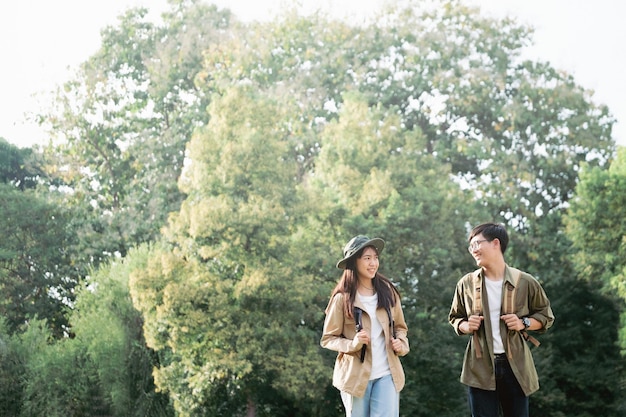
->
<box><xmin>341</xmin><ymin>374</ymin><xmax>399</xmax><ymax>417</ymax></box>
<box><xmin>468</xmin><ymin>355</ymin><xmax>529</xmax><ymax>417</ymax></box>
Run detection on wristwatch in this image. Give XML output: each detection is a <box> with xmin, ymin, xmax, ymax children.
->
<box><xmin>521</xmin><ymin>317</ymin><xmax>531</xmax><ymax>329</ymax></box>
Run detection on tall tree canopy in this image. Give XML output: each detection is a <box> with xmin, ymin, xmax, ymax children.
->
<box><xmin>130</xmin><ymin>87</ymin><xmax>330</xmax><ymax>417</ymax></box>
<box><xmin>40</xmin><ymin>0</ymin><xmax>233</xmax><ymax>266</ymax></box>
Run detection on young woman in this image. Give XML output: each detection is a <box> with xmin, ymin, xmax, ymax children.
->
<box><xmin>321</xmin><ymin>235</ymin><xmax>409</xmax><ymax>417</ymax></box>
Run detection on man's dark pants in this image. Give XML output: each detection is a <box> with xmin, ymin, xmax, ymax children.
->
<box><xmin>468</xmin><ymin>354</ymin><xmax>529</xmax><ymax>417</ymax></box>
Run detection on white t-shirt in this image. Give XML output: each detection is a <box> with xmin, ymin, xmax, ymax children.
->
<box><xmin>358</xmin><ymin>293</ymin><xmax>391</xmax><ymax>379</ymax></box>
<box><xmin>484</xmin><ymin>278</ymin><xmax>505</xmax><ymax>354</ymax></box>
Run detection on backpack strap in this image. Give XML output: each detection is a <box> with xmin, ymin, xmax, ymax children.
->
<box><xmin>386</xmin><ymin>306</ymin><xmax>396</xmax><ymax>339</ymax></box>
<box><xmin>503</xmin><ymin>268</ymin><xmax>518</xmax><ymax>315</ymax></box>
<box><xmin>353</xmin><ymin>307</ymin><xmax>366</xmax><ymax>362</ymax></box>
<box><xmin>471</xmin><ymin>270</ymin><xmax>483</xmax><ymax>358</ymax></box>
<box><xmin>473</xmin><ymin>267</ymin><xmax>540</xmax><ymax>360</ymax></box>
<box><xmin>505</xmin><ymin>267</ymin><xmax>540</xmax><ymax>359</ymax></box>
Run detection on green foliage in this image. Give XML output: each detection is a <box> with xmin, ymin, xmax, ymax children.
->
<box><xmin>197</xmin><ymin>0</ymin><xmax>615</xmax><ymax>235</ymax></box>
<box><xmin>0</xmin><ymin>138</ymin><xmax>42</xmax><ymax>189</ymax></box>
<box><xmin>563</xmin><ymin>147</ymin><xmax>626</xmax><ymax>413</ymax></box>
<box><xmin>6</xmin><ymin>250</ymin><xmax>174</xmax><ymax>417</ymax></box>
<box><xmin>39</xmin><ymin>1</ymin><xmax>231</xmax><ymax>267</ymax></box>
<box><xmin>0</xmin><ymin>183</ymin><xmax>78</xmax><ymax>336</ymax></box>
<box><xmin>70</xmin><ymin>249</ymin><xmax>174</xmax><ymax>417</ymax></box>
<box><xmin>0</xmin><ymin>319</ymin><xmax>25</xmax><ymax>416</ymax></box>
<box><xmin>565</xmin><ymin>148</ymin><xmax>626</xmax><ymax>294</ymax></box>
<box><xmin>15</xmin><ymin>319</ymin><xmax>109</xmax><ymax>417</ymax></box>
<box><xmin>131</xmin><ymin>87</ymin><xmax>329</xmax><ymax>416</ymax></box>
<box><xmin>531</xmin><ymin>280</ymin><xmax>624</xmax><ymax>417</ymax></box>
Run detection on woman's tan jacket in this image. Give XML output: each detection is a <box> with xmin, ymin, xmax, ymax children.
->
<box><xmin>320</xmin><ymin>292</ymin><xmax>409</xmax><ymax>397</ymax></box>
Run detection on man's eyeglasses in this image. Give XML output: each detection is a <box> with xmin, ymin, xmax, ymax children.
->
<box><xmin>468</xmin><ymin>239</ymin><xmax>490</xmax><ymax>252</ymax></box>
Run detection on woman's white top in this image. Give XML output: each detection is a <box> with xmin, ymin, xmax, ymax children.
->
<box><xmin>359</xmin><ymin>293</ymin><xmax>391</xmax><ymax>379</ymax></box>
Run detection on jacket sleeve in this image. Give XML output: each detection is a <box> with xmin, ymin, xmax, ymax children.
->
<box><xmin>320</xmin><ymin>293</ymin><xmax>361</xmax><ymax>353</ymax></box>
<box><xmin>527</xmin><ymin>275</ymin><xmax>555</xmax><ymax>333</ymax></box>
<box><xmin>449</xmin><ymin>275</ymin><xmax>470</xmax><ymax>336</ymax></box>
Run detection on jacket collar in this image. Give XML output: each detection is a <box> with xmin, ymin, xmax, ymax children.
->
<box><xmin>474</xmin><ymin>264</ymin><xmax>516</xmax><ymax>286</ymax></box>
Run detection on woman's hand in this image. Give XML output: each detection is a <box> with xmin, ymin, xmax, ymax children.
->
<box><xmin>357</xmin><ymin>329</ymin><xmax>370</xmax><ymax>345</ymax></box>
<box><xmin>352</xmin><ymin>329</ymin><xmax>370</xmax><ymax>348</ymax></box>
<box><xmin>391</xmin><ymin>337</ymin><xmax>403</xmax><ymax>353</ymax></box>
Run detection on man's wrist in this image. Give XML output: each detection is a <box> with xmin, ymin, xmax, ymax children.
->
<box><xmin>459</xmin><ymin>320</ymin><xmax>470</xmax><ymax>334</ymax></box>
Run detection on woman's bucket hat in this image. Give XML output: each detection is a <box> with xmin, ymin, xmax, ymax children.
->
<box><xmin>336</xmin><ymin>235</ymin><xmax>385</xmax><ymax>269</ymax></box>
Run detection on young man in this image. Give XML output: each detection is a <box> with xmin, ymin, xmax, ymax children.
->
<box><xmin>448</xmin><ymin>223</ymin><xmax>554</xmax><ymax>417</ymax></box>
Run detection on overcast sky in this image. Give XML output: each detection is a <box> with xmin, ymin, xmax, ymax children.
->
<box><xmin>2</xmin><ymin>0</ymin><xmax>624</xmax><ymax>148</ymax></box>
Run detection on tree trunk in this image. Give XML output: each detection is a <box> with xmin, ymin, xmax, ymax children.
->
<box><xmin>246</xmin><ymin>396</ymin><xmax>256</xmax><ymax>417</ymax></box>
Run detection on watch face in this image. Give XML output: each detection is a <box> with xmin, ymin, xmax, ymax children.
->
<box><xmin>522</xmin><ymin>317</ymin><xmax>530</xmax><ymax>328</ymax></box>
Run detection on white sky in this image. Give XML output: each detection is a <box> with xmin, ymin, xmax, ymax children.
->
<box><xmin>1</xmin><ymin>0</ymin><xmax>624</xmax><ymax>148</ymax></box>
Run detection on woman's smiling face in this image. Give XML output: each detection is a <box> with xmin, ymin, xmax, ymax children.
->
<box><xmin>356</xmin><ymin>246</ymin><xmax>379</xmax><ymax>279</ymax></box>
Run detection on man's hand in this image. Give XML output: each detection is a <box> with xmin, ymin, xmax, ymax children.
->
<box><xmin>460</xmin><ymin>314</ymin><xmax>484</xmax><ymax>334</ymax></box>
<box><xmin>501</xmin><ymin>313</ymin><xmax>524</xmax><ymax>331</ymax></box>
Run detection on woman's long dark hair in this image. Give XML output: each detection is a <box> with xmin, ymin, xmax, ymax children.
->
<box><xmin>329</xmin><ymin>245</ymin><xmax>400</xmax><ymax>319</ymax></box>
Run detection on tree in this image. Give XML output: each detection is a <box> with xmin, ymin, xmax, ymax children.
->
<box><xmin>0</xmin><ymin>138</ymin><xmax>42</xmax><ymax>189</ymax></box>
<box><xmin>40</xmin><ymin>1</ymin><xmax>233</xmax><ymax>266</ymax></box>
<box><xmin>11</xmin><ymin>250</ymin><xmax>175</xmax><ymax>417</ymax></box>
<box><xmin>565</xmin><ymin>147</ymin><xmax>626</xmax><ymax>304</ymax></box>
<box><xmin>17</xmin><ymin>322</ymin><xmax>108</xmax><ymax>417</ymax></box>
<box><xmin>199</xmin><ymin>0</ymin><xmax>615</xmax><ymax>232</ymax></box>
<box><xmin>69</xmin><ymin>248</ymin><xmax>174</xmax><ymax>417</ymax></box>
<box><xmin>0</xmin><ymin>319</ymin><xmax>25</xmax><ymax>417</ymax></box>
<box><xmin>1</xmin><ymin>140</ymin><xmax>79</xmax><ymax>336</ymax></box>
<box><xmin>130</xmin><ymin>87</ymin><xmax>329</xmax><ymax>417</ymax></box>
<box><xmin>0</xmin><ymin>184</ymin><xmax>78</xmax><ymax>336</ymax></box>
<box><xmin>354</xmin><ymin>1</ymin><xmax>615</xmax><ymax>230</ymax></box>
<box><xmin>530</xmin><ymin>281</ymin><xmax>624</xmax><ymax>417</ymax></box>
<box><xmin>563</xmin><ymin>147</ymin><xmax>626</xmax><ymax>414</ymax></box>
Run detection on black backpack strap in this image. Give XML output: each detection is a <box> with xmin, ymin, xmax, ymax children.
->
<box><xmin>386</xmin><ymin>306</ymin><xmax>396</xmax><ymax>338</ymax></box>
<box><xmin>353</xmin><ymin>307</ymin><xmax>366</xmax><ymax>362</ymax></box>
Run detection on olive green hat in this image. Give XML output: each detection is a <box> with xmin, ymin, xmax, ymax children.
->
<box><xmin>336</xmin><ymin>235</ymin><xmax>385</xmax><ymax>269</ymax></box>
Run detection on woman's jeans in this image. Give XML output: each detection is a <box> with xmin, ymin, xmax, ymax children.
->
<box><xmin>468</xmin><ymin>354</ymin><xmax>529</xmax><ymax>417</ymax></box>
<box><xmin>341</xmin><ymin>374</ymin><xmax>399</xmax><ymax>417</ymax></box>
